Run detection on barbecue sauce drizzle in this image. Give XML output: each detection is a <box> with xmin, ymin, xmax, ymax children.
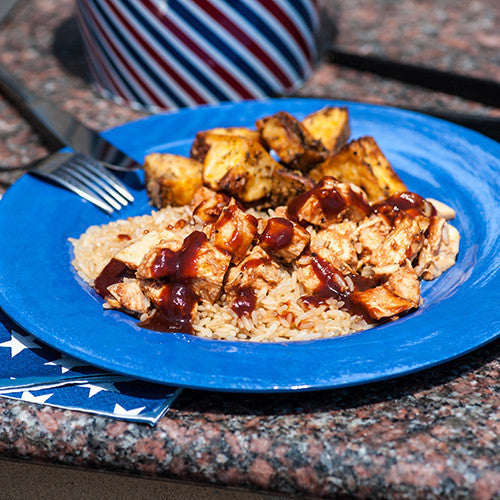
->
<box><xmin>214</xmin><ymin>203</ymin><xmax>258</xmax><ymax>260</ymax></box>
<box><xmin>231</xmin><ymin>287</ymin><xmax>257</xmax><ymax>317</ymax></box>
<box><xmin>95</xmin><ymin>182</ymin><xmax>434</xmax><ymax>329</ymax></box>
<box><xmin>259</xmin><ymin>217</ymin><xmax>294</xmax><ymax>250</ymax></box>
<box><xmin>371</xmin><ymin>191</ymin><xmax>436</xmax><ymax>226</ymax></box>
<box><xmin>140</xmin><ymin>231</ymin><xmax>207</xmax><ymax>334</ymax></box>
<box><xmin>94</xmin><ymin>258</ymin><xmax>134</xmax><ymax>298</ymax></box>
<box><xmin>287</xmin><ymin>188</ymin><xmax>433</xmax><ymax>322</ymax></box>
<box><xmin>299</xmin><ymin>254</ymin><xmax>381</xmax><ymax>323</ymax></box>
<box><xmin>287</xmin><ymin>177</ymin><xmax>371</xmax><ymax>224</ymax></box>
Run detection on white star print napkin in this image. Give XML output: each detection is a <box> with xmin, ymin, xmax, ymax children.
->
<box><xmin>0</xmin><ymin>310</ymin><xmax>182</xmax><ymax>425</ymax></box>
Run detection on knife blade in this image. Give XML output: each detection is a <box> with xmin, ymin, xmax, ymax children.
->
<box><xmin>325</xmin><ymin>47</ymin><xmax>500</xmax><ymax>108</ymax></box>
<box><xmin>0</xmin><ymin>66</ymin><xmax>141</xmax><ymax>171</ymax></box>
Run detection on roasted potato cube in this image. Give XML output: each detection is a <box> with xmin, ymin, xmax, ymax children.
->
<box><xmin>286</xmin><ymin>177</ymin><xmax>371</xmax><ymax>228</ymax></box>
<box><xmin>302</xmin><ymin>106</ymin><xmax>350</xmax><ymax>152</ymax></box>
<box><xmin>212</xmin><ymin>199</ymin><xmax>258</xmax><ymax>263</ymax></box>
<box><xmin>202</xmin><ymin>135</ymin><xmax>279</xmax><ymax>202</ymax></box>
<box><xmin>309</xmin><ymin>137</ymin><xmax>407</xmax><ymax>201</ymax></box>
<box><xmin>256</xmin><ymin>111</ymin><xmax>326</xmax><ymax>172</ymax></box>
<box><xmin>144</xmin><ymin>153</ymin><xmax>203</xmax><ymax>208</ymax></box>
<box><xmin>191</xmin><ymin>127</ymin><xmax>264</xmax><ymax>163</ymax></box>
<box><xmin>259</xmin><ymin>217</ymin><xmax>310</xmax><ymax>263</ymax></box>
<box><xmin>269</xmin><ymin>169</ymin><xmax>315</xmax><ymax>206</ymax></box>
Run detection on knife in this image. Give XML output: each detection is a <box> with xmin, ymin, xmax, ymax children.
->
<box><xmin>325</xmin><ymin>47</ymin><xmax>500</xmax><ymax>108</ymax></box>
<box><xmin>0</xmin><ymin>66</ymin><xmax>141</xmax><ymax>171</ymax></box>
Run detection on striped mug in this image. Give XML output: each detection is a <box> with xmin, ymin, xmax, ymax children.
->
<box><xmin>75</xmin><ymin>0</ymin><xmax>320</xmax><ymax>111</ymax></box>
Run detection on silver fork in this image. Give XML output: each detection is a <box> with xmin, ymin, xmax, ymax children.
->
<box><xmin>29</xmin><ymin>152</ymin><xmax>134</xmax><ymax>214</ymax></box>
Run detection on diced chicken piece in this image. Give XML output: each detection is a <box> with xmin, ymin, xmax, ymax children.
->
<box><xmin>426</xmin><ymin>198</ymin><xmax>456</xmax><ymax>220</ymax></box>
<box><xmin>356</xmin><ymin>214</ymin><xmax>392</xmax><ymax>256</ymax></box>
<box><xmin>417</xmin><ymin>217</ymin><xmax>460</xmax><ymax>280</ymax></box>
<box><xmin>144</xmin><ymin>153</ymin><xmax>203</xmax><ymax>208</ymax></box>
<box><xmin>189</xmin><ymin>185</ymin><xmax>218</xmax><ymax>210</ymax></box>
<box><xmin>259</xmin><ymin>217</ymin><xmax>310</xmax><ymax>263</ymax></box>
<box><xmin>256</xmin><ymin>111</ymin><xmax>326</xmax><ymax>172</ymax></box>
<box><xmin>385</xmin><ymin>266</ymin><xmax>420</xmax><ymax>308</ymax></box>
<box><xmin>138</xmin><ymin>231</ymin><xmax>231</xmax><ymax>303</ymax></box>
<box><xmin>212</xmin><ymin>199</ymin><xmax>258</xmax><ymax>263</ymax></box>
<box><xmin>269</xmin><ymin>168</ymin><xmax>315</xmax><ymax>207</ymax></box>
<box><xmin>273</xmin><ymin>206</ymin><xmax>288</xmax><ymax>218</ymax></box>
<box><xmin>296</xmin><ymin>254</ymin><xmax>322</xmax><ymax>294</ymax></box>
<box><xmin>224</xmin><ymin>246</ymin><xmax>281</xmax><ymax>298</ymax></box>
<box><xmin>309</xmin><ymin>137</ymin><xmax>407</xmax><ymax>202</ymax></box>
<box><xmin>296</xmin><ymin>252</ymin><xmax>351</xmax><ymax>295</ymax></box>
<box><xmin>140</xmin><ymin>281</ymin><xmax>199</xmax><ymax>325</ymax></box>
<box><xmin>351</xmin><ymin>285</ymin><xmax>415</xmax><ymax>321</ymax></box>
<box><xmin>310</xmin><ymin>221</ymin><xmax>359</xmax><ymax>271</ymax></box>
<box><xmin>114</xmin><ymin>228</ymin><xmax>183</xmax><ymax>270</ymax></box>
<box><xmin>202</xmin><ymin>135</ymin><xmax>279</xmax><ymax>202</ymax></box>
<box><xmin>287</xmin><ymin>177</ymin><xmax>371</xmax><ymax>228</ymax></box>
<box><xmin>189</xmin><ymin>186</ymin><xmax>231</xmax><ymax>224</ymax></box>
<box><xmin>189</xmin><ymin>239</ymin><xmax>232</xmax><ymax>303</ymax></box>
<box><xmin>190</xmin><ymin>127</ymin><xmax>265</xmax><ymax>163</ymax></box>
<box><xmin>106</xmin><ymin>280</ymin><xmax>151</xmax><ymax>314</ymax></box>
<box><xmin>369</xmin><ymin>216</ymin><xmax>425</xmax><ymax>271</ymax></box>
<box><xmin>302</xmin><ymin>106</ymin><xmax>350</xmax><ymax>152</ymax></box>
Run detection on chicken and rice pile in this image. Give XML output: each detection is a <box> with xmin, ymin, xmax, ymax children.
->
<box><xmin>70</xmin><ymin>107</ymin><xmax>460</xmax><ymax>342</ymax></box>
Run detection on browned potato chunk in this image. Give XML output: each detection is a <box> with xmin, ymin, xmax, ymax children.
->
<box><xmin>202</xmin><ymin>135</ymin><xmax>279</xmax><ymax>203</ymax></box>
<box><xmin>269</xmin><ymin>169</ymin><xmax>315</xmax><ymax>206</ymax></box>
<box><xmin>302</xmin><ymin>106</ymin><xmax>350</xmax><ymax>152</ymax></box>
<box><xmin>256</xmin><ymin>111</ymin><xmax>326</xmax><ymax>172</ymax></box>
<box><xmin>191</xmin><ymin>127</ymin><xmax>264</xmax><ymax>163</ymax></box>
<box><xmin>144</xmin><ymin>153</ymin><xmax>203</xmax><ymax>208</ymax></box>
<box><xmin>309</xmin><ymin>137</ymin><xmax>407</xmax><ymax>202</ymax></box>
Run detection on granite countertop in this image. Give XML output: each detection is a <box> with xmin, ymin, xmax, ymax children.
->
<box><xmin>0</xmin><ymin>1</ymin><xmax>498</xmax><ymax>498</ymax></box>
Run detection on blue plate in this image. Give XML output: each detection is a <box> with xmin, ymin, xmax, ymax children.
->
<box><xmin>0</xmin><ymin>98</ymin><xmax>499</xmax><ymax>392</ymax></box>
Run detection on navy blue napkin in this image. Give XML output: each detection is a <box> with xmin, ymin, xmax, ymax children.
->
<box><xmin>0</xmin><ymin>309</ymin><xmax>181</xmax><ymax>425</ymax></box>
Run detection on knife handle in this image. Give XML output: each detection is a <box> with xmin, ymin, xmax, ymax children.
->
<box><xmin>0</xmin><ymin>66</ymin><xmax>38</xmax><ymax>109</ymax></box>
<box><xmin>0</xmin><ymin>66</ymin><xmax>64</xmax><ymax>150</ymax></box>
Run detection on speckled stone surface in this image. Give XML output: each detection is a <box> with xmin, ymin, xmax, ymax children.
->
<box><xmin>0</xmin><ymin>1</ymin><xmax>498</xmax><ymax>498</ymax></box>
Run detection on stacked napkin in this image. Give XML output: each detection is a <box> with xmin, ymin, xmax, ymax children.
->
<box><xmin>0</xmin><ymin>310</ymin><xmax>181</xmax><ymax>425</ymax></box>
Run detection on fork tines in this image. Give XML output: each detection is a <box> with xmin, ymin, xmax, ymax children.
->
<box><xmin>31</xmin><ymin>152</ymin><xmax>134</xmax><ymax>214</ymax></box>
